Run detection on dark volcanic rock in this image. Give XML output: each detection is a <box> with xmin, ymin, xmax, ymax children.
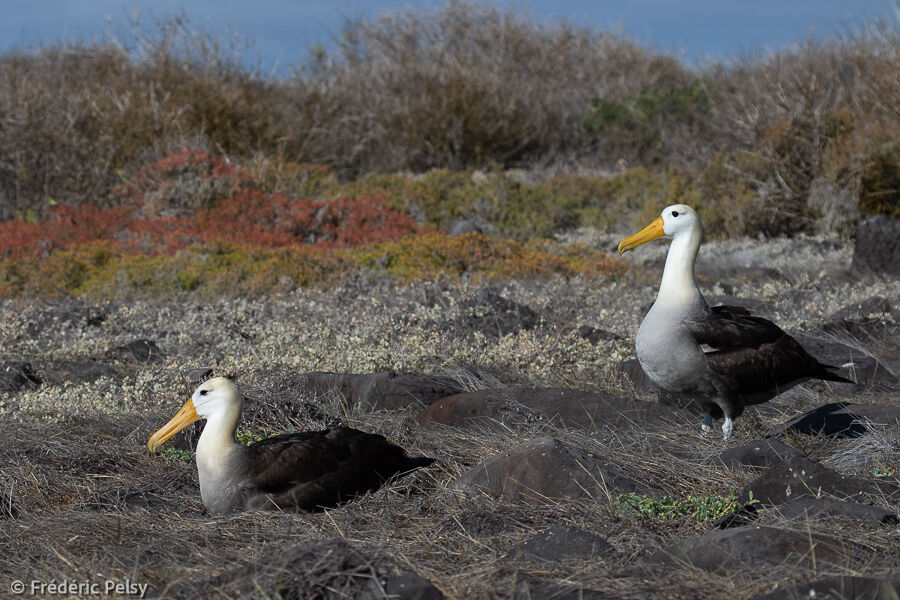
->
<box><xmin>827</xmin><ymin>296</ymin><xmax>893</xmax><ymax>322</ymax></box>
<box><xmin>21</xmin><ymin>302</ymin><xmax>107</xmax><ymax>338</ymax></box>
<box><xmin>852</xmin><ymin>214</ymin><xmax>900</xmax><ymax>276</ymax></box>
<box><xmin>379</xmin><ymin>573</ymin><xmax>445</xmax><ymax>600</ymax></box>
<box><xmin>719</xmin><ymin>438</ymin><xmax>808</xmax><ymax>469</ymax></box>
<box><xmin>42</xmin><ymin>360</ymin><xmax>119</xmax><ymax>384</ymax></box>
<box><xmin>418</xmin><ymin>387</ymin><xmax>680</xmax><ymax>431</ymax></box>
<box><xmin>184</xmin><ymin>367</ymin><xmax>214</xmax><ymax>384</ymax></box>
<box><xmin>453</xmin><ymin>436</ymin><xmax>653</xmax><ymax>503</ymax></box>
<box><xmin>514</xmin><ymin>582</ymin><xmax>613</xmax><ymax>600</ymax></box>
<box><xmin>767</xmin><ymin>402</ymin><xmax>900</xmax><ymax>438</ymax></box>
<box><xmin>460</xmin><ymin>290</ymin><xmax>538</xmax><ymax>338</ymax></box>
<box><xmin>44</xmin><ymin>360</ymin><xmax>119</xmax><ymax>383</ymax></box>
<box><xmin>0</xmin><ymin>361</ymin><xmax>41</xmax><ymax>392</ymax></box>
<box><xmin>573</xmin><ymin>325</ymin><xmax>621</xmax><ymax>344</ymax></box>
<box><xmin>447</xmin><ymin>219</ymin><xmax>483</xmax><ymax>237</ymax></box>
<box><xmin>645</xmin><ymin>525</ymin><xmax>846</xmax><ymax>573</ymax></box>
<box><xmin>740</xmin><ymin>456</ymin><xmax>897</xmax><ymax>506</ymax></box>
<box><xmin>108</xmin><ymin>339</ymin><xmax>165</xmax><ymax>364</ymax></box>
<box><xmin>818</xmin><ymin>297</ymin><xmax>898</xmax><ymax>342</ymax></box>
<box><xmin>777</xmin><ymin>497</ymin><xmax>898</xmax><ymax>525</ymax></box>
<box><xmin>823</xmin><ymin>296</ymin><xmax>897</xmax><ymax>339</ymax></box>
<box><xmin>306</xmin><ymin>371</ymin><xmax>464</xmax><ymax>411</ymax></box>
<box><xmin>793</xmin><ymin>335</ymin><xmax>897</xmax><ymax>391</ymax></box>
<box><xmin>506</xmin><ymin>525</ymin><xmax>615</xmax><ymax>563</ymax></box>
<box><xmin>709</xmin><ymin>503</ymin><xmax>761</xmax><ymax>529</ymax></box>
<box><xmin>158</xmin><ymin>538</ymin><xmax>440</xmax><ymax>600</ymax></box>
<box><xmin>750</xmin><ymin>574</ymin><xmax>900</xmax><ymax>600</ymax></box>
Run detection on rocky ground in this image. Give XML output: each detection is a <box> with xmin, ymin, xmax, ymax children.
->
<box><xmin>0</xmin><ymin>232</ymin><xmax>898</xmax><ymax>599</ymax></box>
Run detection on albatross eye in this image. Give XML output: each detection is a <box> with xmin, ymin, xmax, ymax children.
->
<box><xmin>200</xmin><ymin>389</ymin><xmax>209</xmax><ymax>396</ymax></box>
<box><xmin>672</xmin><ymin>211</ymin><xmax>679</xmax><ymax>217</ymax></box>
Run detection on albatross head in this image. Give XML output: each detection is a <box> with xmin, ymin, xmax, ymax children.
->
<box><xmin>148</xmin><ymin>377</ymin><xmax>242</xmax><ymax>452</ymax></box>
<box><xmin>617</xmin><ymin>204</ymin><xmax>701</xmax><ymax>255</ymax></box>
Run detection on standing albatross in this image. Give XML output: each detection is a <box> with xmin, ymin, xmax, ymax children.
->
<box><xmin>148</xmin><ymin>377</ymin><xmax>434</xmax><ymax>513</ymax></box>
<box><xmin>617</xmin><ymin>204</ymin><xmax>852</xmax><ymax>438</ymax></box>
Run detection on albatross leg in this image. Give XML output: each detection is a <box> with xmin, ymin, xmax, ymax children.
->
<box><xmin>701</xmin><ymin>412</ymin><xmax>712</xmax><ymax>436</ymax></box>
<box><xmin>722</xmin><ymin>417</ymin><xmax>734</xmax><ymax>439</ymax></box>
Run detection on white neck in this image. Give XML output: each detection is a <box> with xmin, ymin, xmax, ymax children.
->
<box><xmin>196</xmin><ymin>405</ymin><xmax>240</xmax><ymax>473</ymax></box>
<box><xmin>656</xmin><ymin>225</ymin><xmax>704</xmax><ymax>308</ymax></box>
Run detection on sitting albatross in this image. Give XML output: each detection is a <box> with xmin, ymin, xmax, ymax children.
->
<box><xmin>617</xmin><ymin>204</ymin><xmax>852</xmax><ymax>438</ymax></box>
<box><xmin>148</xmin><ymin>377</ymin><xmax>434</xmax><ymax>513</ymax></box>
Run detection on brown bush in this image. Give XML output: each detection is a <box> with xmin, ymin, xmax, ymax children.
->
<box><xmin>3</xmin><ymin>4</ymin><xmax>900</xmax><ymax>237</ymax></box>
<box><xmin>859</xmin><ymin>143</ymin><xmax>900</xmax><ymax>217</ymax></box>
<box><xmin>699</xmin><ymin>29</ymin><xmax>900</xmax><ymax>233</ymax></box>
<box><xmin>0</xmin><ymin>16</ymin><xmax>286</xmax><ymax>220</ymax></box>
<box><xmin>282</xmin><ymin>1</ymin><xmax>691</xmax><ymax>175</ymax></box>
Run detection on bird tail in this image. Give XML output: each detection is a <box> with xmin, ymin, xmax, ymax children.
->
<box><xmin>820</xmin><ymin>365</ymin><xmax>855</xmax><ymax>385</ymax></box>
<box><xmin>403</xmin><ymin>456</ymin><xmax>436</xmax><ymax>471</ymax></box>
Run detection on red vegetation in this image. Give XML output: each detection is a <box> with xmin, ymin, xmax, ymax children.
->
<box><xmin>115</xmin><ymin>149</ymin><xmax>255</xmax><ymax>218</ymax></box>
<box><xmin>0</xmin><ymin>195</ymin><xmax>416</xmax><ymax>257</ymax></box>
<box><xmin>207</xmin><ymin>190</ymin><xmax>417</xmax><ymax>248</ymax></box>
<box><xmin>146</xmin><ymin>149</ymin><xmax>251</xmax><ymax>181</ymax></box>
<box><xmin>0</xmin><ymin>150</ymin><xmax>417</xmax><ymax>258</ymax></box>
<box><xmin>0</xmin><ymin>204</ymin><xmax>131</xmax><ymax>255</ymax></box>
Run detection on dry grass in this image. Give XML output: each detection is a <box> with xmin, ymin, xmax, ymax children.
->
<box><xmin>0</xmin><ymin>235</ymin><xmax>897</xmax><ymax>598</ymax></box>
<box><xmin>0</xmin><ymin>389</ymin><xmax>895</xmax><ymax>599</ymax></box>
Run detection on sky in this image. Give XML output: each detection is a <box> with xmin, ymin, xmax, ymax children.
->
<box><xmin>1</xmin><ymin>1</ymin><xmax>896</xmax><ymax>75</ymax></box>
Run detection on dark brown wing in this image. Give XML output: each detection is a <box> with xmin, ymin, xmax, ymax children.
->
<box><xmin>685</xmin><ymin>305</ymin><xmax>784</xmax><ymax>348</ymax></box>
<box><xmin>239</xmin><ymin>427</ymin><xmax>433</xmax><ymax>511</ymax></box>
<box><xmin>688</xmin><ymin>305</ymin><xmax>853</xmax><ymax>397</ymax></box>
<box><xmin>704</xmin><ymin>337</ymin><xmax>820</xmax><ymax>395</ymax></box>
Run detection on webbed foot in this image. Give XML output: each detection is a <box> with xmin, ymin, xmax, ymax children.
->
<box><xmin>701</xmin><ymin>412</ymin><xmax>712</xmax><ymax>436</ymax></box>
<box><xmin>722</xmin><ymin>417</ymin><xmax>734</xmax><ymax>440</ymax></box>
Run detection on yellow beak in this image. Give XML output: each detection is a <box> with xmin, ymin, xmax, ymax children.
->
<box><xmin>148</xmin><ymin>398</ymin><xmax>200</xmax><ymax>453</ymax></box>
<box><xmin>617</xmin><ymin>216</ymin><xmax>666</xmax><ymax>255</ymax></box>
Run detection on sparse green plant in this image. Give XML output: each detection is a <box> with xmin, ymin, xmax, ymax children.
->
<box><xmin>871</xmin><ymin>464</ymin><xmax>896</xmax><ymax>478</ymax></box>
<box><xmin>616</xmin><ymin>490</ymin><xmax>753</xmax><ymax>522</ymax></box>
<box><xmin>235</xmin><ymin>429</ymin><xmax>272</xmax><ymax>446</ymax></box>
<box><xmin>160</xmin><ymin>447</ymin><xmax>194</xmax><ymax>465</ymax></box>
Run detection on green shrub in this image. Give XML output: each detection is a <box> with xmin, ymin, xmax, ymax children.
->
<box><xmin>585</xmin><ymin>79</ymin><xmax>713</xmax><ymax>163</ymax></box>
